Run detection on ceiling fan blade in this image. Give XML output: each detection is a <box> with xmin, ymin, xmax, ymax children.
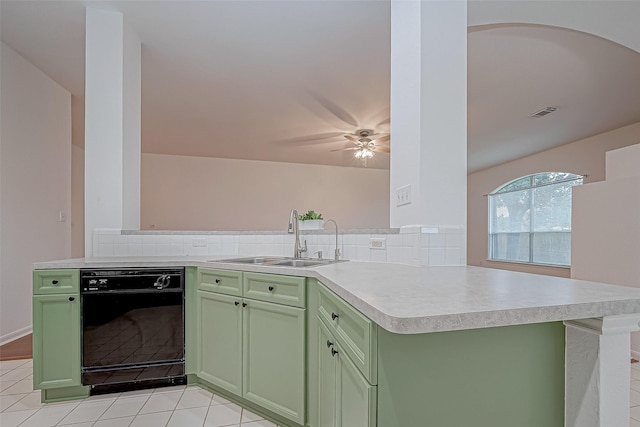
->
<box><xmin>368</xmin><ymin>133</ymin><xmax>389</xmax><ymax>141</ymax></box>
<box><xmin>310</xmin><ymin>92</ymin><xmax>359</xmax><ymax>128</ymax></box>
<box><xmin>331</xmin><ymin>147</ymin><xmax>360</xmax><ymax>152</ymax></box>
<box><xmin>344</xmin><ymin>134</ymin><xmax>359</xmax><ymax>143</ymax></box>
<box><xmin>271</xmin><ymin>132</ymin><xmax>345</xmax><ymax>146</ymax></box>
<box><xmin>373</xmin><ymin>135</ymin><xmax>390</xmax><ymax>144</ymax></box>
<box><xmin>374</xmin><ymin>146</ymin><xmax>390</xmax><ymax>153</ymax></box>
<box><xmin>375</xmin><ymin>117</ymin><xmax>390</xmax><ymax>128</ymax></box>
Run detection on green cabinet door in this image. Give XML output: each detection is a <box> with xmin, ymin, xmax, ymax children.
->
<box><xmin>197</xmin><ymin>290</ymin><xmax>243</xmax><ymax>395</ymax></box>
<box><xmin>243</xmin><ymin>299</ymin><xmax>306</xmax><ymax>425</ymax></box>
<box><xmin>336</xmin><ymin>342</ymin><xmax>377</xmax><ymax>427</ymax></box>
<box><xmin>317</xmin><ymin>318</ymin><xmax>376</xmax><ymax>427</ymax></box>
<box><xmin>318</xmin><ymin>319</ymin><xmax>337</xmax><ymax>427</ymax></box>
<box><xmin>33</xmin><ymin>294</ymin><xmax>81</xmax><ymax>390</ymax></box>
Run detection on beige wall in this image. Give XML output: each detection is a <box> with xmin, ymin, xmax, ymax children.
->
<box><xmin>1</xmin><ymin>44</ymin><xmax>72</xmax><ymax>342</ymax></box>
<box><xmin>71</xmin><ymin>95</ymin><xmax>85</xmax><ymax>258</ymax></box>
<box><xmin>141</xmin><ymin>153</ymin><xmax>390</xmax><ymax>231</ymax></box>
<box><xmin>467</xmin><ymin>121</ymin><xmax>640</xmax><ymax>277</ymax></box>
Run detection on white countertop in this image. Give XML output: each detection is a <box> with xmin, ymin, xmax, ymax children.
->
<box><xmin>34</xmin><ymin>257</ymin><xmax>640</xmax><ymax>334</ymax></box>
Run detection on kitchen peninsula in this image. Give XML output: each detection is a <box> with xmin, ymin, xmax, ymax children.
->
<box><xmin>33</xmin><ymin>257</ymin><xmax>640</xmax><ymax>427</ymax></box>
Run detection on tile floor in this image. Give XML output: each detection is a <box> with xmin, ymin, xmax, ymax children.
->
<box><xmin>2</xmin><ymin>358</ymin><xmax>640</xmax><ymax>426</ymax></box>
<box><xmin>0</xmin><ymin>359</ymin><xmax>280</xmax><ymax>427</ymax></box>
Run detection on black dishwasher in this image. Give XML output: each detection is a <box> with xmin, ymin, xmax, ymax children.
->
<box><xmin>80</xmin><ymin>268</ymin><xmax>185</xmax><ymax>393</ymax></box>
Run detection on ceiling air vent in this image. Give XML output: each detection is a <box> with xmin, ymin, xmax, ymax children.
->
<box><xmin>528</xmin><ymin>107</ymin><xmax>558</xmax><ymax>118</ymax></box>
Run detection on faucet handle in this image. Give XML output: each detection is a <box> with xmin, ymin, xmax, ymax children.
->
<box><xmin>314</xmin><ymin>250</ymin><xmax>323</xmax><ymax>260</ymax></box>
<box><xmin>335</xmin><ymin>248</ymin><xmax>341</xmax><ymax>260</ymax></box>
<box><xmin>301</xmin><ymin>240</ymin><xmax>308</xmax><ymax>253</ymax></box>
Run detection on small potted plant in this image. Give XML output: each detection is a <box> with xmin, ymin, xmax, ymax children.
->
<box><xmin>298</xmin><ymin>210</ymin><xmax>324</xmax><ymax>230</ymax></box>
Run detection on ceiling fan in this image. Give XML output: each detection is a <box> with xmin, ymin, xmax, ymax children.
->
<box><xmin>332</xmin><ymin>129</ymin><xmax>390</xmax><ymax>166</ymax></box>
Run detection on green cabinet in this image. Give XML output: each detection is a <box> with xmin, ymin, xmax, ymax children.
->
<box><xmin>32</xmin><ymin>270</ymin><xmax>81</xmax><ymax>391</ymax></box>
<box><xmin>317</xmin><ymin>318</ymin><xmax>376</xmax><ymax>427</ymax></box>
<box><xmin>195</xmin><ymin>268</ymin><xmax>306</xmax><ymax>426</ymax></box>
<box><xmin>197</xmin><ymin>290</ymin><xmax>243</xmax><ymax>395</ymax></box>
<box><xmin>243</xmin><ymin>299</ymin><xmax>305</xmax><ymax>424</ymax></box>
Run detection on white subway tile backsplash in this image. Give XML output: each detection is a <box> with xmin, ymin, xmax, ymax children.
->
<box><xmin>98</xmin><ymin>234</ymin><xmax>114</xmax><ymax>244</ymax></box>
<box><xmin>142</xmin><ymin>235</ymin><xmax>158</xmax><ymax>245</ymax></box>
<box><xmin>143</xmin><ymin>244</ymin><xmax>157</xmax><ymax>256</ymax></box>
<box><xmin>445</xmin><ymin>232</ymin><xmax>462</xmax><ymax>248</ymax></box>
<box><xmin>428</xmin><ymin>248</ymin><xmax>446</xmax><ymax>266</ymax></box>
<box><xmin>356</xmin><ymin>246</ymin><xmax>370</xmax><ymax>262</ymax></box>
<box><xmin>420</xmin><ymin>248</ymin><xmax>429</xmax><ymax>266</ymax></box>
<box><xmin>402</xmin><ymin>233</ymin><xmax>415</xmax><ymax>247</ymax></box>
<box><xmin>387</xmin><ymin>234</ymin><xmax>402</xmax><ymax>247</ymax></box>
<box><xmin>93</xmin><ymin>227</ymin><xmax>464</xmax><ymax>266</ymax></box>
<box><xmin>445</xmin><ymin>247</ymin><xmax>462</xmax><ymax>265</ymax></box>
<box><xmin>157</xmin><ymin>244</ymin><xmax>171</xmax><ymax>256</ymax></box>
<box><xmin>128</xmin><ymin>244</ymin><xmax>143</xmax><ymax>256</ymax></box>
<box><xmin>170</xmin><ymin>243</ymin><xmax>184</xmax><ymax>256</ymax></box>
<box><xmin>114</xmin><ymin>243</ymin><xmax>128</xmax><ymax>256</ymax></box>
<box><xmin>370</xmin><ymin>249</ymin><xmax>387</xmax><ymax>263</ymax></box>
<box><xmin>128</xmin><ymin>234</ymin><xmax>143</xmax><ymax>244</ymax></box>
<box><xmin>356</xmin><ymin>234</ymin><xmax>370</xmax><ymax>246</ymax></box>
<box><xmin>99</xmin><ymin>243</ymin><xmax>114</xmax><ymax>256</ymax></box>
<box><xmin>429</xmin><ymin>234</ymin><xmax>446</xmax><ymax>247</ymax></box>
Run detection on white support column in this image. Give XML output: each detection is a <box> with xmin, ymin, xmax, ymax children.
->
<box><xmin>390</xmin><ymin>1</ymin><xmax>467</xmax><ymax>265</ymax></box>
<box><xmin>564</xmin><ymin>314</ymin><xmax>640</xmax><ymax>427</ymax></box>
<box><xmin>84</xmin><ymin>8</ymin><xmax>141</xmax><ymax>257</ymax></box>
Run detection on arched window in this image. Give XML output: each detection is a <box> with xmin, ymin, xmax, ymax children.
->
<box><xmin>488</xmin><ymin>172</ymin><xmax>583</xmax><ymax>266</ymax></box>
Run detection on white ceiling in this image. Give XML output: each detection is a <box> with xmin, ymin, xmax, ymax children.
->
<box><xmin>2</xmin><ymin>1</ymin><xmax>639</xmax><ymax>172</ymax></box>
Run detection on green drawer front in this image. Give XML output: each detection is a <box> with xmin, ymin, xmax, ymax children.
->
<box><xmin>198</xmin><ymin>268</ymin><xmax>243</xmax><ymax>296</ymax></box>
<box><xmin>243</xmin><ymin>272</ymin><xmax>306</xmax><ymax>308</ymax></box>
<box><xmin>33</xmin><ymin>270</ymin><xmax>79</xmax><ymax>295</ymax></box>
<box><xmin>318</xmin><ymin>284</ymin><xmax>377</xmax><ymax>384</ymax></box>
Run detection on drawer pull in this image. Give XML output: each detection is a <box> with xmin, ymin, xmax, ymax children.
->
<box><xmin>235</xmin><ymin>301</ymin><xmax>240</xmax><ymax>306</ymax></box>
<box><xmin>331</xmin><ymin>312</ymin><xmax>339</xmax><ymax>320</ymax></box>
<box><xmin>268</xmin><ymin>285</ymin><xmax>274</xmax><ymax>292</ymax></box>
<box><xmin>215</xmin><ymin>279</ymin><xmax>221</xmax><ymax>284</ymax></box>
<box><xmin>242</xmin><ymin>302</ymin><xmax>247</xmax><ymax>308</ymax></box>
<box><xmin>331</xmin><ymin>348</ymin><xmax>339</xmax><ymax>357</ymax></box>
<box><xmin>326</xmin><ymin>340</ymin><xmax>333</xmax><ymax>348</ymax></box>
<box><xmin>52</xmin><ymin>280</ymin><xmax>59</xmax><ymax>285</ymax></box>
<box><xmin>68</xmin><ymin>297</ymin><xmax>75</xmax><ymax>302</ymax></box>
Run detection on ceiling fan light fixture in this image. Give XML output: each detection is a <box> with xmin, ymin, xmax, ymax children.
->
<box><xmin>354</xmin><ymin>147</ymin><xmax>374</xmax><ymax>159</ymax></box>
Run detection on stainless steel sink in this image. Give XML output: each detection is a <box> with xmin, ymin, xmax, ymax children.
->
<box><xmin>269</xmin><ymin>259</ymin><xmax>329</xmax><ymax>267</ymax></box>
<box><xmin>210</xmin><ymin>256</ymin><xmax>345</xmax><ymax>268</ymax></box>
<box><xmin>217</xmin><ymin>256</ymin><xmax>289</xmax><ymax>264</ymax></box>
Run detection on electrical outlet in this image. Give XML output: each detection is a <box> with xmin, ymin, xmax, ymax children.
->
<box><xmin>396</xmin><ymin>185</ymin><xmax>412</xmax><ymax>206</ymax></box>
<box><xmin>192</xmin><ymin>237</ymin><xmax>207</xmax><ymax>247</ymax></box>
<box><xmin>369</xmin><ymin>238</ymin><xmax>386</xmax><ymax>250</ymax></box>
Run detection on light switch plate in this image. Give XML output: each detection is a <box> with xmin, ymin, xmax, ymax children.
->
<box><xmin>396</xmin><ymin>185</ymin><xmax>412</xmax><ymax>206</ymax></box>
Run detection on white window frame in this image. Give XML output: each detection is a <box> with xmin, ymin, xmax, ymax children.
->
<box><xmin>488</xmin><ymin>172</ymin><xmax>583</xmax><ymax>267</ymax></box>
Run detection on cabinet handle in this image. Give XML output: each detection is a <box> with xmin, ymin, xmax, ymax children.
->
<box><xmin>331</xmin><ymin>312</ymin><xmax>339</xmax><ymax>320</ymax></box>
<box><xmin>268</xmin><ymin>285</ymin><xmax>274</xmax><ymax>292</ymax></box>
<box><xmin>52</xmin><ymin>280</ymin><xmax>59</xmax><ymax>285</ymax></box>
<box><xmin>242</xmin><ymin>302</ymin><xmax>247</xmax><ymax>308</ymax></box>
<box><xmin>331</xmin><ymin>348</ymin><xmax>339</xmax><ymax>357</ymax></box>
<box><xmin>68</xmin><ymin>297</ymin><xmax>75</xmax><ymax>302</ymax></box>
<box><xmin>215</xmin><ymin>279</ymin><xmax>221</xmax><ymax>284</ymax></box>
<box><xmin>326</xmin><ymin>340</ymin><xmax>333</xmax><ymax>348</ymax></box>
<box><xmin>235</xmin><ymin>301</ymin><xmax>240</xmax><ymax>306</ymax></box>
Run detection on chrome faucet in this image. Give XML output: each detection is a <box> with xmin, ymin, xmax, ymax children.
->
<box><xmin>288</xmin><ymin>209</ymin><xmax>307</xmax><ymax>259</ymax></box>
<box><xmin>324</xmin><ymin>219</ymin><xmax>341</xmax><ymax>261</ymax></box>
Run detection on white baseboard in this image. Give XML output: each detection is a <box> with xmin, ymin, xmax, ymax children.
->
<box><xmin>0</xmin><ymin>326</ymin><xmax>32</xmax><ymax>346</ymax></box>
